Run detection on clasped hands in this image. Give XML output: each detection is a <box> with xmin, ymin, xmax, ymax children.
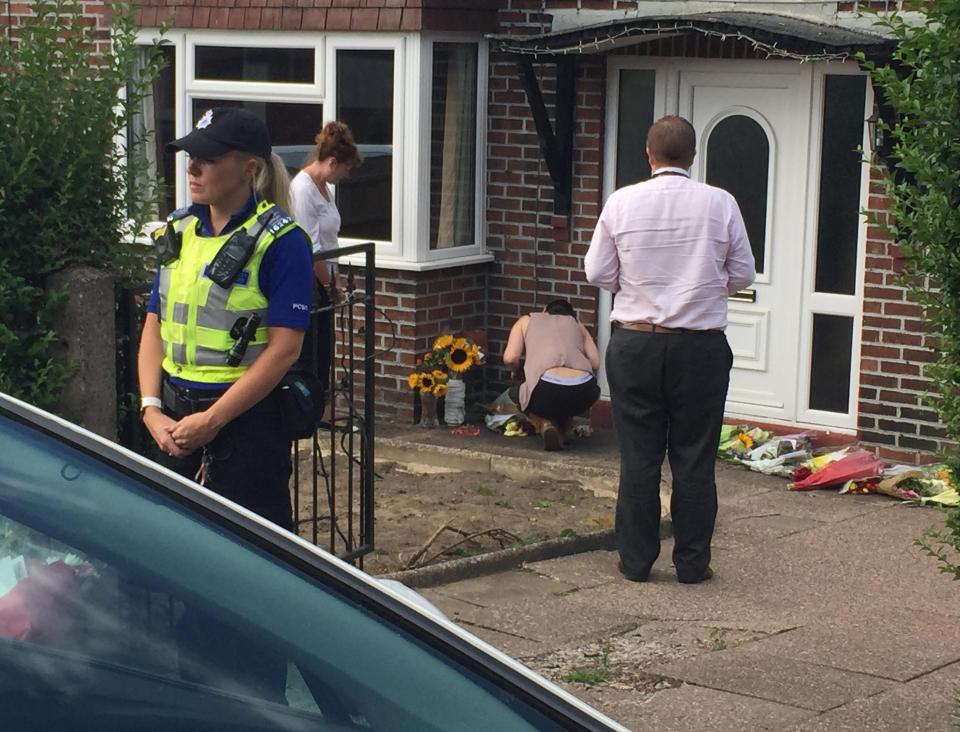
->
<box><xmin>143</xmin><ymin>409</ymin><xmax>223</xmax><ymax>458</ymax></box>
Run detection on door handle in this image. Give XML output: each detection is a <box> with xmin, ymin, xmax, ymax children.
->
<box><xmin>729</xmin><ymin>289</ymin><xmax>757</xmax><ymax>303</ymax></box>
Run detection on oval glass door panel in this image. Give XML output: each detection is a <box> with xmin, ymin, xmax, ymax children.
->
<box><xmin>705</xmin><ymin>115</ymin><xmax>770</xmax><ymax>273</ymax></box>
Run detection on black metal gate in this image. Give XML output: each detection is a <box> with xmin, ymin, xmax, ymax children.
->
<box><xmin>292</xmin><ymin>243</ymin><xmax>376</xmax><ymax>566</ymax></box>
<box><xmin>116</xmin><ymin>242</ymin><xmax>377</xmax><ymax>567</ymax></box>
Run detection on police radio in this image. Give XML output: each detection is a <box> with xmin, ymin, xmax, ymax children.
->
<box><xmin>208</xmin><ymin>229</ymin><xmax>257</xmax><ymax>289</ymax></box>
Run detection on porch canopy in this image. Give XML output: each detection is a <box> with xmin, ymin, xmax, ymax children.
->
<box><xmin>490</xmin><ymin>12</ymin><xmax>895</xmax><ymax>216</ymax></box>
<box><xmin>489</xmin><ymin>12</ymin><xmax>896</xmax><ymax>62</ymax></box>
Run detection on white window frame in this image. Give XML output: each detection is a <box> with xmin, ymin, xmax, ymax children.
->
<box><xmin>415</xmin><ymin>33</ymin><xmax>489</xmax><ymax>264</ymax></box>
<box><xmin>132</xmin><ymin>29</ymin><xmax>489</xmax><ymax>270</ymax></box>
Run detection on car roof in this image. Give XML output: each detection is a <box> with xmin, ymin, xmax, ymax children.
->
<box><xmin>0</xmin><ymin>391</ymin><xmax>629</xmax><ymax>732</ymax></box>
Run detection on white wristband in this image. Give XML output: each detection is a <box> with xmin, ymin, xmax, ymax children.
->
<box><xmin>140</xmin><ymin>396</ymin><xmax>162</xmax><ymax>412</ymax></box>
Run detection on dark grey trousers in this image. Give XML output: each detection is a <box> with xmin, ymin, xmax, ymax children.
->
<box><xmin>606</xmin><ymin>327</ymin><xmax>732</xmax><ymax>582</ymax></box>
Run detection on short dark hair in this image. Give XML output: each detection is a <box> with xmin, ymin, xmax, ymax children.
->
<box><xmin>544</xmin><ymin>299</ymin><xmax>575</xmax><ymax>317</ymax></box>
<box><xmin>646</xmin><ymin>116</ymin><xmax>696</xmax><ymax>166</ymax></box>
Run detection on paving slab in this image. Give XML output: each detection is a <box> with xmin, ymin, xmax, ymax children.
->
<box><xmin>715</xmin><ymin>512</ymin><xmax>826</xmax><ymax>543</ymax></box>
<box><xmin>425</xmin><ymin>568</ymin><xmax>577</xmax><ymax>607</ymax></box>
<box><xmin>552</xmin><ymin>686</ymin><xmax>656</xmax><ymax>732</ymax></box>
<box><xmin>766</xmin><ymin>504</ymin><xmax>960</xmax><ymax>618</ymax></box>
<box><xmin>749</xmin><ymin>618</ymin><xmax>960</xmax><ymax>681</ymax></box>
<box><xmin>427</xmin><ymin>575</ymin><xmax>638</xmax><ymax>648</ymax></box>
<box><xmin>523</xmin><ymin>549</ymin><xmax>622</xmax><ymax>590</ymax></box>
<box><xmin>627</xmin><ymin>684</ymin><xmax>815</xmax><ymax>732</ymax></box>
<box><xmin>786</xmin><ymin>660</ymin><xmax>960</xmax><ymax>732</ymax></box>
<box><xmin>649</xmin><ymin>647</ymin><xmax>896</xmax><ymax>712</ymax></box>
<box><xmin>449</xmin><ymin>623</ymin><xmax>547</xmax><ymax>661</ymax></box>
<box><xmin>721</xmin><ymin>486</ymin><xmax>892</xmax><ymax>524</ymax></box>
<box><xmin>561</xmin><ymin>561</ymin><xmax>805</xmax><ymax>634</ymax></box>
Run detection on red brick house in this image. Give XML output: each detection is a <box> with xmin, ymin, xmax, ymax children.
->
<box><xmin>26</xmin><ymin>0</ymin><xmax>943</xmax><ymax>462</ymax></box>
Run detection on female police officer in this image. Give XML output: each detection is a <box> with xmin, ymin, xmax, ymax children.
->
<box><xmin>136</xmin><ymin>108</ymin><xmax>313</xmax><ymax>701</ymax></box>
<box><xmin>138</xmin><ymin>107</ymin><xmax>313</xmax><ymax>531</ymax></box>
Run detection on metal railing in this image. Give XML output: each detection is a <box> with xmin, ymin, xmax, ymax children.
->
<box><xmin>293</xmin><ymin>243</ymin><xmax>376</xmax><ymax>566</ymax></box>
<box><xmin>116</xmin><ymin>242</ymin><xmax>377</xmax><ymax>567</ymax></box>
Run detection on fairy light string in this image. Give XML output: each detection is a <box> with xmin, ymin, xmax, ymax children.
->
<box><xmin>495</xmin><ymin>20</ymin><xmax>890</xmax><ymax>62</ymax></box>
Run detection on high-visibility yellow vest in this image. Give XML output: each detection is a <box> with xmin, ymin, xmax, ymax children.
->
<box><xmin>156</xmin><ymin>201</ymin><xmax>298</xmax><ymax>384</ymax></box>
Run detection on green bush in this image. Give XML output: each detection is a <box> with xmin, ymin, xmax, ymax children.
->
<box><xmin>0</xmin><ymin>0</ymin><xmax>164</xmax><ymax>411</ymax></box>
<box><xmin>862</xmin><ymin>1</ymin><xmax>960</xmax><ymax>577</ymax></box>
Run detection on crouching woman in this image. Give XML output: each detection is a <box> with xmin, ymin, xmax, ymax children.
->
<box><xmin>503</xmin><ymin>299</ymin><xmax>601</xmax><ymax>450</ymax></box>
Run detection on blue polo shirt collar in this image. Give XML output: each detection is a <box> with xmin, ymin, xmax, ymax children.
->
<box><xmin>189</xmin><ymin>194</ymin><xmax>257</xmax><ymax>236</ymax></box>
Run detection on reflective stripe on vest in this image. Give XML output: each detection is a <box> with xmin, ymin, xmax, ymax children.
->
<box><xmin>157</xmin><ymin>201</ymin><xmax>297</xmax><ymax>384</ymax></box>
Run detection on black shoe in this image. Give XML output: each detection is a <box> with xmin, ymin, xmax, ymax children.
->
<box><xmin>617</xmin><ymin>560</ymin><xmax>649</xmax><ymax>583</ymax></box>
<box><xmin>677</xmin><ymin>567</ymin><xmax>714</xmax><ymax>584</ymax></box>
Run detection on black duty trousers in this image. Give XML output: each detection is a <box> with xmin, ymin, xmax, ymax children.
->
<box><xmin>157</xmin><ymin>389</ymin><xmax>293</xmax><ymax>704</ymax></box>
<box><xmin>606</xmin><ymin>327</ymin><xmax>732</xmax><ymax>582</ymax></box>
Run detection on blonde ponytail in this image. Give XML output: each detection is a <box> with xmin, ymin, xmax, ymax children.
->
<box><xmin>254</xmin><ymin>153</ymin><xmax>292</xmax><ymax>213</ymax></box>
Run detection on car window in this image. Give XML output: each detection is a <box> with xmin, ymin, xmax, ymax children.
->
<box><xmin>0</xmin><ymin>414</ymin><xmax>566</xmax><ymax>731</ymax></box>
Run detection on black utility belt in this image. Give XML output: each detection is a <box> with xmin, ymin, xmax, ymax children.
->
<box><xmin>162</xmin><ymin>379</ymin><xmax>226</xmax><ymax>417</ymax></box>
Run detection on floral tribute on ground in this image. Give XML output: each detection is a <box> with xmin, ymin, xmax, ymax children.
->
<box><xmin>718</xmin><ymin>425</ymin><xmax>958</xmax><ymax>506</ymax></box>
<box><xmin>407</xmin><ymin>334</ymin><xmax>484</xmax><ymax>428</ymax></box>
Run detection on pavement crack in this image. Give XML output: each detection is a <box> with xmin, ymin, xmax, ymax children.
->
<box><xmin>457</xmin><ymin>620</ymin><xmax>538</xmax><ymax>641</ymax></box>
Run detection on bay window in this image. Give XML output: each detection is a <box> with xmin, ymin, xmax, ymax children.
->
<box><xmin>132</xmin><ymin>30</ymin><xmax>488</xmax><ymax>269</ymax></box>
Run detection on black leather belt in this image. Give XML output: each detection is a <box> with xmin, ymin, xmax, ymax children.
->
<box><xmin>162</xmin><ymin>379</ymin><xmax>224</xmax><ymax>417</ymax></box>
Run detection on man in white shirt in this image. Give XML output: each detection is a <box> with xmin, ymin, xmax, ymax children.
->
<box><xmin>585</xmin><ymin>115</ymin><xmax>755</xmax><ymax>584</ymax></box>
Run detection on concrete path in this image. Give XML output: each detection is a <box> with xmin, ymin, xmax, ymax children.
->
<box><xmin>409</xmin><ymin>451</ymin><xmax>960</xmax><ymax>730</ymax></box>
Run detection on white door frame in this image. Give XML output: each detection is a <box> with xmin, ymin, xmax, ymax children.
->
<box><xmin>794</xmin><ymin>61</ymin><xmax>872</xmax><ymax>431</ymax></box>
<box><xmin>597</xmin><ymin>57</ymin><xmax>866</xmax><ymax>432</ymax></box>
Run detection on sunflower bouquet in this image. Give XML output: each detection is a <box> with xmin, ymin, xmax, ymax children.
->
<box><xmin>407</xmin><ymin>368</ymin><xmax>450</xmax><ymax>398</ymax></box>
<box><xmin>407</xmin><ymin>333</ymin><xmax>484</xmax><ymax>393</ymax></box>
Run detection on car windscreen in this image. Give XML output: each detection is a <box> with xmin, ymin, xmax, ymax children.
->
<box><xmin>0</xmin><ymin>413</ymin><xmax>570</xmax><ymax>731</ymax></box>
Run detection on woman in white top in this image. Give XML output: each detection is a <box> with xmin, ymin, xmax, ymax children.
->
<box><xmin>289</xmin><ymin>122</ymin><xmax>362</xmax><ymax>404</ymax></box>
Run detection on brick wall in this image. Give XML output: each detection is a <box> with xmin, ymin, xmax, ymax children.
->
<box><xmin>856</xmin><ymin>167</ymin><xmax>947</xmax><ymax>464</ymax></box>
<box><xmin>133</xmin><ymin>0</ymin><xmax>500</xmax><ymax>32</ymax></box>
<box><xmin>352</xmin><ymin>265</ymin><xmax>488</xmax><ymax>420</ymax></box>
<box><xmin>484</xmin><ymin>1</ymin><xmax>606</xmax><ymax>395</ymax></box>
<box><xmin>3</xmin><ymin>0</ymin><xmax>112</xmax><ymax>55</ymax></box>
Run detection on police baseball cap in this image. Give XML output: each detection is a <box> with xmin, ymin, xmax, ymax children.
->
<box><xmin>167</xmin><ymin>107</ymin><xmax>272</xmax><ymax>160</ymax></box>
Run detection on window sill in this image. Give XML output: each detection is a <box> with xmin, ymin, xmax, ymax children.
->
<box><xmin>337</xmin><ymin>252</ymin><xmax>494</xmax><ymax>272</ymax></box>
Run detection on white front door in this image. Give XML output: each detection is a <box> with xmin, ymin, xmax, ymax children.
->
<box><xmin>679</xmin><ymin>66</ymin><xmax>812</xmax><ymax>423</ymax></box>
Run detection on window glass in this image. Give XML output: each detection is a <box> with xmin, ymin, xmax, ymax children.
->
<box><xmin>706</xmin><ymin>115</ymin><xmax>770</xmax><ymax>273</ymax></box>
<box><xmin>814</xmin><ymin>75</ymin><xmax>867</xmax><ymax>295</ymax></box>
<box><xmin>430</xmin><ymin>43</ymin><xmax>478</xmax><ymax>250</ymax></box>
<box><xmin>195</xmin><ymin>46</ymin><xmax>314</xmax><ymax>84</ymax></box>
<box><xmin>336</xmin><ymin>49</ymin><xmax>394</xmax><ymax>242</ymax></box>
<box><xmin>808</xmin><ymin>314</ymin><xmax>854</xmax><ymax>413</ymax></box>
<box><xmin>191</xmin><ymin>99</ymin><xmax>323</xmax><ymax>176</ymax></box>
<box><xmin>129</xmin><ymin>44</ymin><xmax>176</xmax><ymax>219</ymax></box>
<box><xmin>0</xmin><ymin>414</ymin><xmax>564</xmax><ymax>730</ymax></box>
<box><xmin>616</xmin><ymin>69</ymin><xmax>655</xmax><ymax>188</ymax></box>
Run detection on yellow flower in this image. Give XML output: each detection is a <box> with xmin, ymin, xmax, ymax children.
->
<box><xmin>433</xmin><ymin>383</ymin><xmax>448</xmax><ymax>398</ymax></box>
<box><xmin>737</xmin><ymin>433</ymin><xmax>754</xmax><ymax>449</ymax></box>
<box><xmin>407</xmin><ymin>373</ymin><xmax>420</xmax><ymax>390</ymax></box>
<box><xmin>446</xmin><ymin>341</ymin><xmax>473</xmax><ymax>373</ymax></box>
<box><xmin>433</xmin><ymin>334</ymin><xmax>455</xmax><ymax>351</ymax></box>
<box><xmin>419</xmin><ymin>373</ymin><xmax>435</xmax><ymax>393</ymax></box>
<box><xmin>432</xmin><ymin>369</ymin><xmax>448</xmax><ymax>382</ymax></box>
